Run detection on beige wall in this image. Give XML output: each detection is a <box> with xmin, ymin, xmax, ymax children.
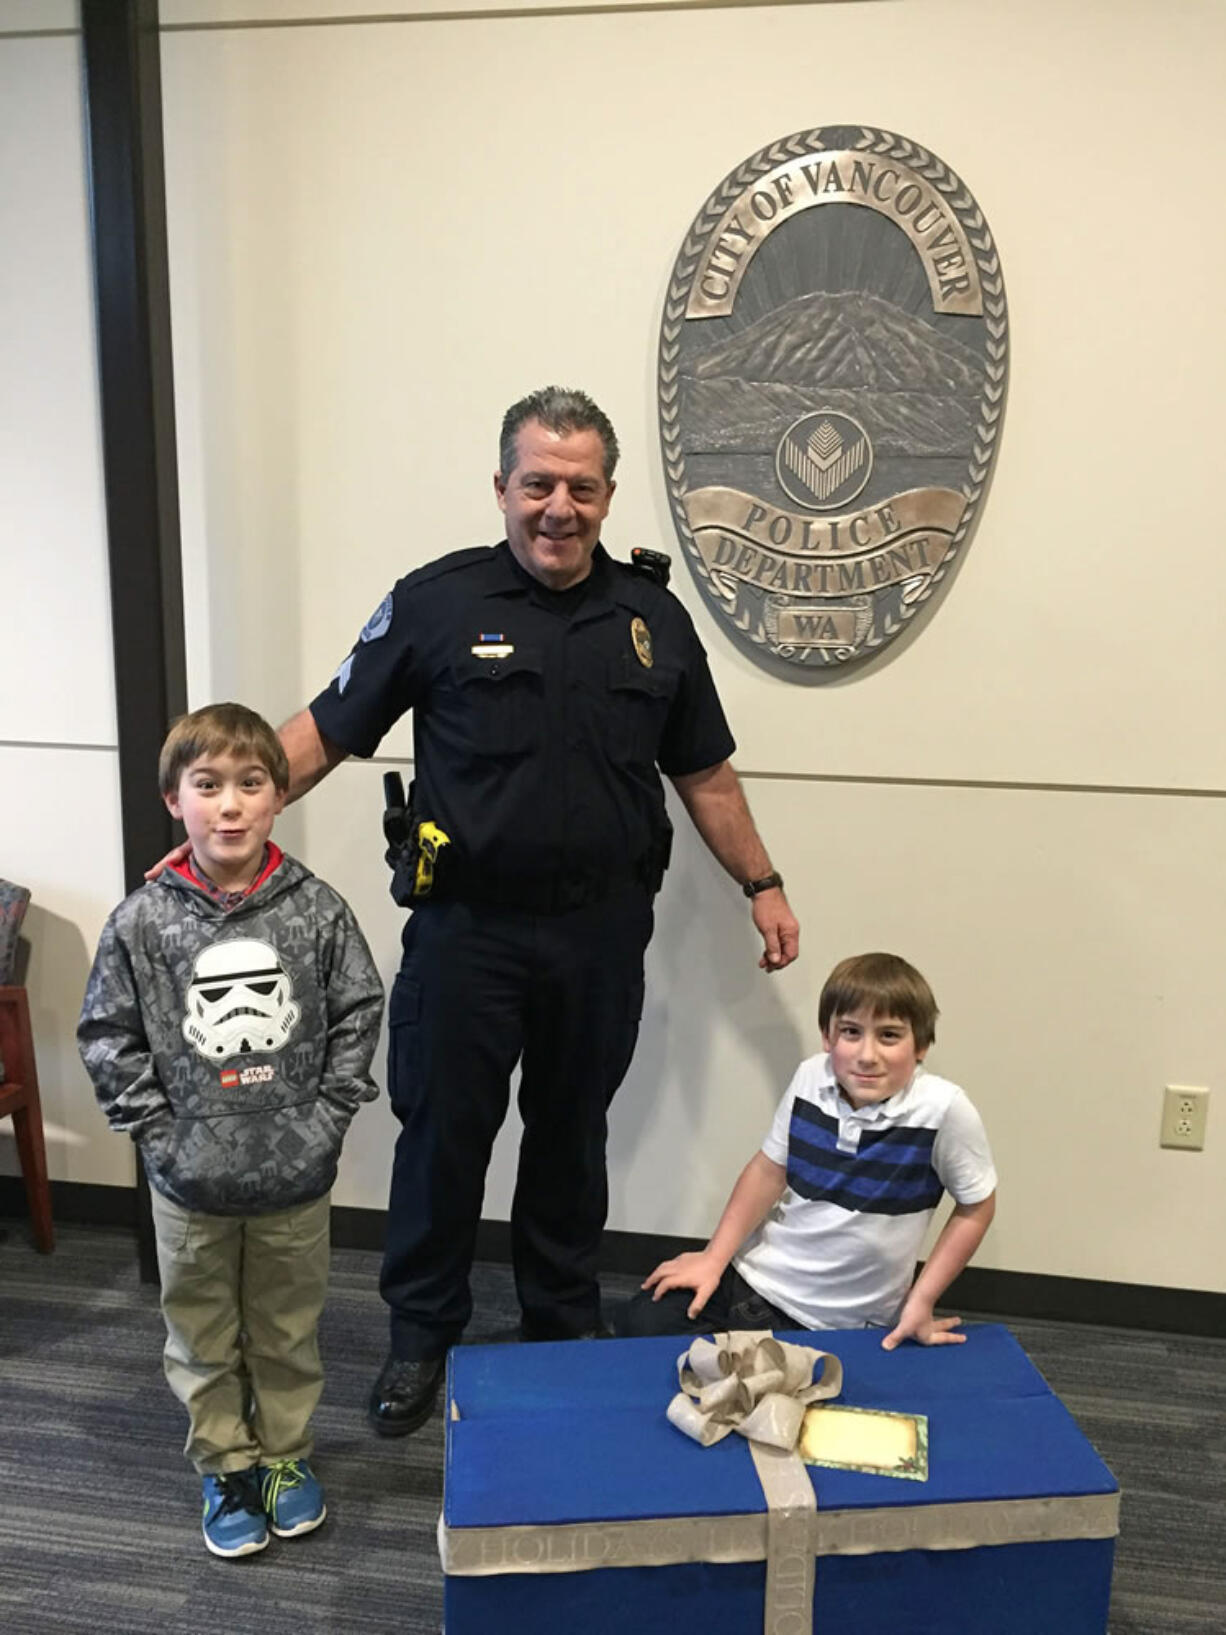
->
<box><xmin>6</xmin><ymin>0</ymin><xmax>1224</xmax><ymax>1293</ymax></box>
<box><xmin>1</xmin><ymin>10</ymin><xmax>133</xmax><ymax>1191</ymax></box>
<box><xmin>159</xmin><ymin>0</ymin><xmax>1226</xmax><ymax>785</ymax></box>
<box><xmin>157</xmin><ymin>0</ymin><xmax>1226</xmax><ymax>1295</ymax></box>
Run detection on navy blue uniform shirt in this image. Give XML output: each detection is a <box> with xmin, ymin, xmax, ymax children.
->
<box><xmin>310</xmin><ymin>542</ymin><xmax>735</xmax><ymax>912</ymax></box>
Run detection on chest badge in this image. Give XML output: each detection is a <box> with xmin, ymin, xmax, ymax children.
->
<box><xmin>631</xmin><ymin>616</ymin><xmax>653</xmax><ymax>669</ymax></box>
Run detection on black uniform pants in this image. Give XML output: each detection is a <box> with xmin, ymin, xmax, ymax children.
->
<box><xmin>380</xmin><ymin>890</ymin><xmax>653</xmax><ymax>1360</ymax></box>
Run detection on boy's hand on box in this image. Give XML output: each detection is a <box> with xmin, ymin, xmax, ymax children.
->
<box><xmin>882</xmin><ymin>1196</ymin><xmax>994</xmax><ymax>1349</ymax></box>
<box><xmin>642</xmin><ymin>1251</ymin><xmax>725</xmax><ymax>1319</ymax></box>
<box><xmin>881</xmin><ymin>1302</ymin><xmax>965</xmax><ymax>1351</ymax></box>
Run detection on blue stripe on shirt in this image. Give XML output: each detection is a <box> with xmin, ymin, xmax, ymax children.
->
<box><xmin>786</xmin><ymin>1094</ymin><xmax>945</xmax><ymax>1216</ymax></box>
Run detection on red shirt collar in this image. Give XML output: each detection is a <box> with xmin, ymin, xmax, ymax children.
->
<box><xmin>169</xmin><ymin>841</ymin><xmax>284</xmax><ymax>901</ymax></box>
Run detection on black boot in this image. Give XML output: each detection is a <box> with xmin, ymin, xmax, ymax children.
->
<box><xmin>367</xmin><ymin>1353</ymin><xmax>446</xmax><ymax>1437</ymax></box>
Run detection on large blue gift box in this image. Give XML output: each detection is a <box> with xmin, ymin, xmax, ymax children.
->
<box><xmin>442</xmin><ymin>1324</ymin><xmax>1118</xmax><ymax>1634</ymax></box>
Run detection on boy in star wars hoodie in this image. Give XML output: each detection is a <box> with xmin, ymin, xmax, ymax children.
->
<box><xmin>79</xmin><ymin>703</ymin><xmax>383</xmax><ymax>1559</ymax></box>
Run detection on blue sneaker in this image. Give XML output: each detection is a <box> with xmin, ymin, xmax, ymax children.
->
<box><xmin>201</xmin><ymin>1469</ymin><xmax>269</xmax><ymax>1558</ymax></box>
<box><xmin>259</xmin><ymin>1459</ymin><xmax>327</xmax><ymax>1538</ymax></box>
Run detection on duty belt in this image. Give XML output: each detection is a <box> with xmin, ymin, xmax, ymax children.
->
<box><xmin>428</xmin><ymin>859</ymin><xmax>659</xmax><ymax>916</ymax></box>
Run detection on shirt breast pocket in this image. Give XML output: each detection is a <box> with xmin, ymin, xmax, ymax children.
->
<box><xmin>449</xmin><ymin>647</ymin><xmax>544</xmax><ymax>758</ymax></box>
<box><xmin>607</xmin><ymin>658</ymin><xmax>678</xmax><ymax>767</ymax></box>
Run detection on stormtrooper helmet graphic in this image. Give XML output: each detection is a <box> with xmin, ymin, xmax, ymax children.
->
<box><xmin>182</xmin><ymin>938</ymin><xmax>301</xmax><ymax>1062</ymax></box>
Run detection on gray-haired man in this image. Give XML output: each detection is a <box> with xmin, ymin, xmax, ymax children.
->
<box><xmin>273</xmin><ymin>387</ymin><xmax>800</xmax><ymax>1432</ymax></box>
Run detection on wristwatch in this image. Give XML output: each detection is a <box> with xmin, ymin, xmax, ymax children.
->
<box><xmin>742</xmin><ymin>871</ymin><xmax>784</xmax><ymax>898</ymax></box>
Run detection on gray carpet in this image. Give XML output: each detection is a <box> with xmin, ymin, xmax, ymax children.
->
<box><xmin>1</xmin><ymin>1221</ymin><xmax>1222</xmax><ymax>1633</ymax></box>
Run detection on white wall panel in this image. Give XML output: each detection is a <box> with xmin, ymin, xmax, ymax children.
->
<box><xmin>0</xmin><ymin>2</ymin><xmax>76</xmax><ymax>32</ymax></box>
<box><xmin>0</xmin><ymin>28</ymin><xmax>115</xmax><ymax>749</ymax></box>
<box><xmin>1</xmin><ymin>16</ymin><xmax>130</xmax><ymax>1200</ymax></box>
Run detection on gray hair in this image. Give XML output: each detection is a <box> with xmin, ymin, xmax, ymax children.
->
<box><xmin>499</xmin><ymin>387</ymin><xmax>620</xmax><ymax>483</ymax></box>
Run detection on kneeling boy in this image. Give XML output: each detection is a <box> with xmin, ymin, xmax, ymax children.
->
<box><xmin>79</xmin><ymin>703</ymin><xmax>383</xmax><ymax>1557</ymax></box>
<box><xmin>621</xmin><ymin>952</ymin><xmax>995</xmax><ymax>1349</ymax></box>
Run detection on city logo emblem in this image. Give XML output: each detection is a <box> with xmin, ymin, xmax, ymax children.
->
<box><xmin>658</xmin><ymin>127</ymin><xmax>1008</xmax><ymax>671</ymax></box>
<box><xmin>777</xmin><ymin>411</ymin><xmax>872</xmax><ymax>511</ymax></box>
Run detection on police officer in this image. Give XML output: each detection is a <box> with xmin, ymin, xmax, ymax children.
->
<box><xmin>276</xmin><ymin>387</ymin><xmax>799</xmax><ymax>1435</ymax></box>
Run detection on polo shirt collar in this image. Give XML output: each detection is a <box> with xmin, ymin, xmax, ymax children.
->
<box><xmin>818</xmin><ymin>1054</ymin><xmax>924</xmax><ymax>1125</ymax></box>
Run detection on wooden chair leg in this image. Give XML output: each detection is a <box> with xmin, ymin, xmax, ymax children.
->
<box><xmin>11</xmin><ymin>1094</ymin><xmax>54</xmax><ymax>1253</ymax></box>
<box><xmin>1</xmin><ymin>986</ymin><xmax>55</xmax><ymax>1253</ymax></box>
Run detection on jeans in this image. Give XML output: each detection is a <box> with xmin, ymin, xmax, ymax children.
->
<box><xmin>616</xmin><ymin>1263</ymin><xmax>799</xmax><ymax>1339</ymax></box>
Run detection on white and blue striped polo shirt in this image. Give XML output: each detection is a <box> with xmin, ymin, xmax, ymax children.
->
<box><xmin>733</xmin><ymin>1052</ymin><xmax>996</xmax><ymax>1331</ymax></box>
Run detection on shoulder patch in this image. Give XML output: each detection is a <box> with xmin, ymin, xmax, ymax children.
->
<box><xmin>360</xmin><ymin>593</ymin><xmax>393</xmax><ymax>643</ymax></box>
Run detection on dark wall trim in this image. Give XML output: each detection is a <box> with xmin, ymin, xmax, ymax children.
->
<box><xmin>14</xmin><ymin>1186</ymin><xmax>1220</xmax><ymax>1339</ymax></box>
<box><xmin>1</xmin><ymin>1178</ymin><xmax>139</xmax><ymax>1231</ymax></box>
<box><xmin>940</xmin><ymin>1263</ymin><xmax>1226</xmax><ymax>1338</ymax></box>
<box><xmin>81</xmin><ymin>0</ymin><xmax>186</xmax><ymax>1284</ymax></box>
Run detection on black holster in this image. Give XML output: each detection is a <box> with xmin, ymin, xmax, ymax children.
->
<box><xmin>383</xmin><ymin>772</ymin><xmax>420</xmax><ymax>908</ymax></box>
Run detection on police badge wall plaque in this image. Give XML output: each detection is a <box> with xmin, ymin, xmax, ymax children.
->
<box><xmin>658</xmin><ymin>128</ymin><xmax>1008</xmax><ymax>670</ymax></box>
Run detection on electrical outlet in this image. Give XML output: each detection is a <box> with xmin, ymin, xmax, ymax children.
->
<box><xmin>1160</xmin><ymin>1085</ymin><xmax>1209</xmax><ymax>1151</ymax></box>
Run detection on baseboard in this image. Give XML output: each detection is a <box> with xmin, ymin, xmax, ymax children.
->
<box><xmin>0</xmin><ymin>1176</ymin><xmax>138</xmax><ymax>1230</ymax></box>
<box><xmin>5</xmin><ymin>1181</ymin><xmax>1224</xmax><ymax>1338</ymax></box>
<box><xmin>936</xmin><ymin>1263</ymin><xmax>1226</xmax><ymax>1337</ymax></box>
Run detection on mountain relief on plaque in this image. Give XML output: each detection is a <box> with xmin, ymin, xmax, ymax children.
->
<box><xmin>658</xmin><ymin>128</ymin><xmax>1008</xmax><ymax>670</ymax></box>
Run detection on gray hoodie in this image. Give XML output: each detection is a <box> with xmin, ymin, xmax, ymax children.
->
<box><xmin>79</xmin><ymin>852</ymin><xmax>383</xmax><ymax>1215</ymax></box>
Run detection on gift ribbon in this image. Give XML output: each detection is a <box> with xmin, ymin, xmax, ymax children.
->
<box><xmin>667</xmin><ymin>1329</ymin><xmax>844</xmax><ymax>1450</ymax></box>
<box><xmin>667</xmin><ymin>1331</ymin><xmax>843</xmax><ymax>1635</ymax></box>
<box><xmin>439</xmin><ymin>1493</ymin><xmax>1122</xmax><ymax>1576</ymax></box>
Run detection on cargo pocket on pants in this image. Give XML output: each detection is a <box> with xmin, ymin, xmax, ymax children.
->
<box><xmin>387</xmin><ymin>974</ymin><xmax>423</xmax><ymax>1122</ymax></box>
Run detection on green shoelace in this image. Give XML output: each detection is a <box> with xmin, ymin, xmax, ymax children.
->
<box><xmin>260</xmin><ymin>1459</ymin><xmax>307</xmax><ymax>1512</ymax></box>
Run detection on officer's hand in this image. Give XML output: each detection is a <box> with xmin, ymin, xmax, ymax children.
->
<box><xmin>752</xmin><ymin>888</ymin><xmax>799</xmax><ymax>972</ymax></box>
<box><xmin>145</xmin><ymin>840</ymin><xmax>192</xmax><ymax>882</ymax></box>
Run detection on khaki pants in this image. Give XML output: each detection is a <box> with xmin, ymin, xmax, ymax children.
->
<box><xmin>150</xmin><ymin>1188</ymin><xmax>331</xmax><ymax>1474</ymax></box>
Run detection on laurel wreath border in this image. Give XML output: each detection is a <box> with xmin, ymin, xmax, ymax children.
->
<box><xmin>657</xmin><ymin>126</ymin><xmax>1009</xmax><ymax>665</ymax></box>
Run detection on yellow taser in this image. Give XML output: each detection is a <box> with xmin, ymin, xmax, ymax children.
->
<box><xmin>414</xmin><ymin>821</ymin><xmax>452</xmax><ymax>898</ymax></box>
